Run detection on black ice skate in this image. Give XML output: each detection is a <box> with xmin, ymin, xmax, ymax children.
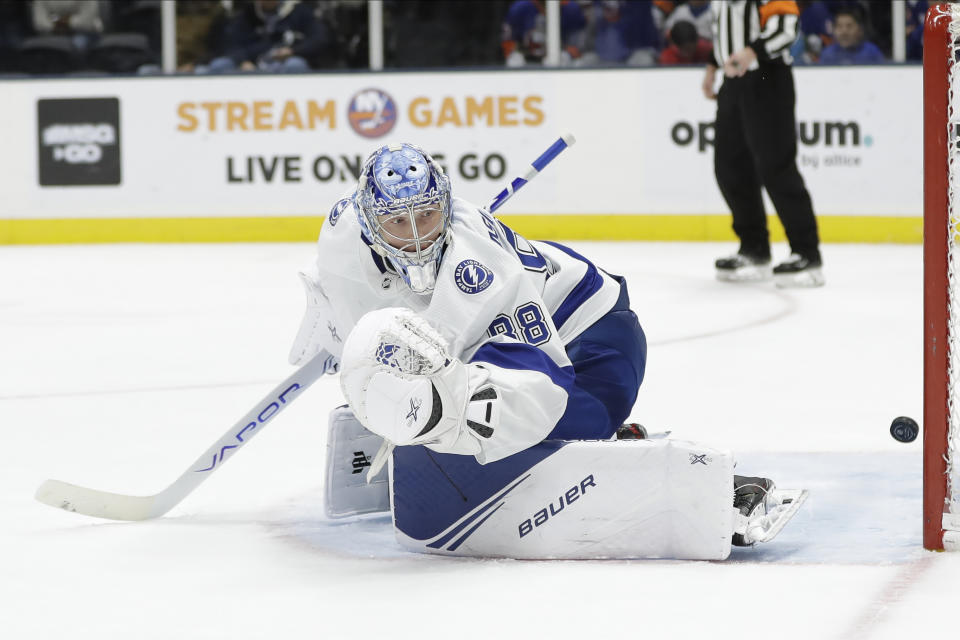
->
<box><xmin>732</xmin><ymin>476</ymin><xmax>774</xmax><ymax>546</ymax></box>
<box><xmin>615</xmin><ymin>423</ymin><xmax>671</xmax><ymax>440</ymax></box>
<box><xmin>772</xmin><ymin>253</ymin><xmax>825</xmax><ymax>288</ymax></box>
<box><xmin>731</xmin><ymin>474</ymin><xmax>808</xmax><ymax>547</ymax></box>
<box><xmin>715</xmin><ymin>252</ymin><xmax>772</xmax><ymax>282</ymax></box>
<box><xmin>616</xmin><ymin>423</ymin><xmax>648</xmax><ymax>439</ymax></box>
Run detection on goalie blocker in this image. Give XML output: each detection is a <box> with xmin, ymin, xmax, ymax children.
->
<box><xmin>325</xmin><ymin>407</ymin><xmax>807</xmax><ymax>560</ymax></box>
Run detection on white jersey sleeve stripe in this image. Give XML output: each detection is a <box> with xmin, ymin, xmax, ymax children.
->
<box><xmin>470</xmin><ymin>341</ymin><xmax>575</xmax><ymax>390</ymax></box>
<box><xmin>541</xmin><ymin>241</ymin><xmax>607</xmax><ymax>330</ymax></box>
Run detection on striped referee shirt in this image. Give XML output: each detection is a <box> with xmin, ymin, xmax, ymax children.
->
<box><xmin>709</xmin><ymin>0</ymin><xmax>800</xmax><ymax>69</ymax></box>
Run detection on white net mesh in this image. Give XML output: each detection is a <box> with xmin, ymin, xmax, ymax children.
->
<box><xmin>374</xmin><ymin>340</ymin><xmax>438</xmax><ymax>376</ymax></box>
<box><xmin>373</xmin><ymin>312</ymin><xmax>449</xmax><ymax>378</ymax></box>
<box><xmin>948</xmin><ymin>4</ymin><xmax>960</xmax><ymax>515</ymax></box>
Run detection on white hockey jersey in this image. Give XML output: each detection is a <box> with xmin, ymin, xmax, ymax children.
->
<box><xmin>293</xmin><ymin>196</ymin><xmax>622</xmax><ymax>463</ymax></box>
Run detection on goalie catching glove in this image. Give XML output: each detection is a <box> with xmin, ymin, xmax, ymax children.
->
<box><xmin>339</xmin><ymin>308</ymin><xmax>495</xmax><ymax>455</ymax></box>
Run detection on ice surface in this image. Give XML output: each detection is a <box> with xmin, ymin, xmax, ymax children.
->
<box><xmin>0</xmin><ymin>241</ymin><xmax>950</xmax><ymax>640</ymax></box>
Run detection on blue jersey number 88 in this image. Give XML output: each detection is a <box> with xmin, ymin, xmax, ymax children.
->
<box><xmin>487</xmin><ymin>302</ymin><xmax>551</xmax><ymax>346</ymax></box>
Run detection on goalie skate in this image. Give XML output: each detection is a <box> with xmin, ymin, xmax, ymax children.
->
<box><xmin>732</xmin><ymin>477</ymin><xmax>808</xmax><ymax>546</ymax></box>
<box><xmin>615</xmin><ymin>423</ymin><xmax>672</xmax><ymax>440</ymax></box>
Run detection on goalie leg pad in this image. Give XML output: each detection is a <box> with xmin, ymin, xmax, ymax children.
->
<box><xmin>390</xmin><ymin>438</ymin><xmax>737</xmax><ymax>560</ymax></box>
<box><xmin>324</xmin><ymin>406</ymin><xmax>389</xmax><ymax>519</ymax></box>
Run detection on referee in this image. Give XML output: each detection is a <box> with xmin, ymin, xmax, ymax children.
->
<box><xmin>704</xmin><ymin>0</ymin><xmax>824</xmax><ymax>287</ymax></box>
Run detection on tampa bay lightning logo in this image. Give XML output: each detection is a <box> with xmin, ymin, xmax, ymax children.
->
<box><xmin>328</xmin><ymin>197</ymin><xmax>351</xmax><ymax>227</ymax></box>
<box><xmin>454</xmin><ymin>259</ymin><xmax>494</xmax><ymax>294</ymax></box>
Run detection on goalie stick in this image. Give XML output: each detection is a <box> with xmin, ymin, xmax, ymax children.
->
<box><xmin>35</xmin><ymin>133</ymin><xmax>577</xmax><ymax>521</ymax></box>
<box><xmin>35</xmin><ymin>352</ymin><xmax>337</xmax><ymax>520</ymax></box>
<box><xmin>487</xmin><ymin>132</ymin><xmax>575</xmax><ymax>214</ymax></box>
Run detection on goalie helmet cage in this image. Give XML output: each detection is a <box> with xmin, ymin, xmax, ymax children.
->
<box><xmin>925</xmin><ymin>3</ymin><xmax>960</xmax><ymax>551</ymax></box>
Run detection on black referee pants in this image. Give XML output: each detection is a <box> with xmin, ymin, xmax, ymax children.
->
<box><xmin>714</xmin><ymin>63</ymin><xmax>820</xmax><ymax>262</ymax></box>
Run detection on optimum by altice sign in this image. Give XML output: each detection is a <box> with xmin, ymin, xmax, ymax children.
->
<box><xmin>37</xmin><ymin>97</ymin><xmax>121</xmax><ymax>186</ymax></box>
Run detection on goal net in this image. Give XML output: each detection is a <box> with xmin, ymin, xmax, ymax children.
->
<box><xmin>925</xmin><ymin>3</ymin><xmax>960</xmax><ymax>551</ymax></box>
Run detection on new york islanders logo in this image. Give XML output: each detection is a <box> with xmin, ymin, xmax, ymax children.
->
<box><xmin>454</xmin><ymin>260</ymin><xmax>494</xmax><ymax>294</ymax></box>
<box><xmin>347</xmin><ymin>88</ymin><xmax>397</xmax><ymax>138</ymax></box>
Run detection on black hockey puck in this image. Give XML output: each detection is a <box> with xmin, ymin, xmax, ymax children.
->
<box><xmin>890</xmin><ymin>416</ymin><xmax>919</xmax><ymax>443</ymax></box>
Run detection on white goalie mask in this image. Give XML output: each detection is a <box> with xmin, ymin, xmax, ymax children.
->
<box><xmin>355</xmin><ymin>143</ymin><xmax>452</xmax><ymax>294</ymax></box>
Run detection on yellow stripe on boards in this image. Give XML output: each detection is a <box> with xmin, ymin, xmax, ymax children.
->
<box><xmin>497</xmin><ymin>215</ymin><xmax>924</xmax><ymax>244</ymax></box>
<box><xmin>0</xmin><ymin>215</ymin><xmax>923</xmax><ymax>245</ymax></box>
<box><xmin>0</xmin><ymin>217</ymin><xmax>326</xmax><ymax>244</ymax></box>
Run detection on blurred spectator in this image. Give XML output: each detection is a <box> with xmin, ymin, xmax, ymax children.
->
<box><xmin>790</xmin><ymin>32</ymin><xmax>823</xmax><ymax>65</ymax></box>
<box><xmin>663</xmin><ymin>0</ymin><xmax>712</xmax><ymax>42</ymax></box>
<box><xmin>906</xmin><ymin>0</ymin><xmax>927</xmax><ymax>61</ymax></box>
<box><xmin>579</xmin><ymin>1</ymin><xmax>661</xmax><ymax>67</ymax></box>
<box><xmin>207</xmin><ymin>0</ymin><xmax>332</xmax><ymax>73</ymax></box>
<box><xmin>819</xmin><ymin>5</ymin><xmax>884</xmax><ymax>64</ymax></box>
<box><xmin>20</xmin><ymin>0</ymin><xmax>104</xmax><ymax>73</ymax></box>
<box><xmin>651</xmin><ymin>0</ymin><xmax>675</xmax><ymax>31</ymax></box>
<box><xmin>799</xmin><ymin>0</ymin><xmax>834</xmax><ymax>39</ymax></box>
<box><xmin>789</xmin><ymin>1</ymin><xmax>833</xmax><ymax>64</ymax></box>
<box><xmin>501</xmin><ymin>0</ymin><xmax>586</xmax><ymax>66</ymax></box>
<box><xmin>658</xmin><ymin>19</ymin><xmax>711</xmax><ymax>65</ymax></box>
<box><xmin>32</xmin><ymin>0</ymin><xmax>103</xmax><ymax>49</ymax></box>
<box><xmin>175</xmin><ymin>0</ymin><xmax>229</xmax><ymax>72</ymax></box>
<box><xmin>824</xmin><ymin>1</ymin><xmax>888</xmax><ymax>55</ymax></box>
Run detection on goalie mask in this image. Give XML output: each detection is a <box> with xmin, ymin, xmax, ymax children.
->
<box><xmin>355</xmin><ymin>143</ymin><xmax>452</xmax><ymax>294</ymax></box>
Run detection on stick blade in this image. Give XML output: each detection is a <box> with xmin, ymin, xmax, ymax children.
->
<box><xmin>35</xmin><ymin>479</ymin><xmax>161</xmax><ymax>521</ymax></box>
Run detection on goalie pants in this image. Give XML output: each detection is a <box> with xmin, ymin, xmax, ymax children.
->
<box><xmin>546</xmin><ymin>273</ymin><xmax>646</xmax><ymax>440</ymax></box>
<box><xmin>714</xmin><ymin>62</ymin><xmax>821</xmax><ymax>262</ymax></box>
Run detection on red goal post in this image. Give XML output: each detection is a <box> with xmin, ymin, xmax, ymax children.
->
<box><xmin>924</xmin><ymin>3</ymin><xmax>960</xmax><ymax>551</ymax></box>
